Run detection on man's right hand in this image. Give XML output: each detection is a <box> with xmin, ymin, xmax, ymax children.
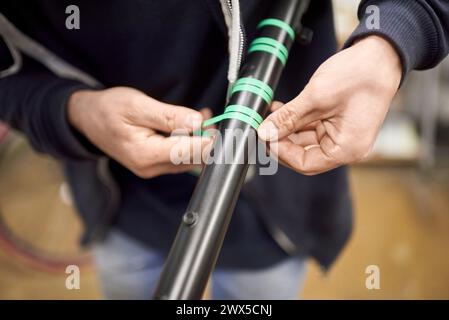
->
<box><xmin>67</xmin><ymin>87</ymin><xmax>211</xmax><ymax>178</ymax></box>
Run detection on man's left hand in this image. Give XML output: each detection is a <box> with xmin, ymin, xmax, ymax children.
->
<box><xmin>258</xmin><ymin>35</ymin><xmax>402</xmax><ymax>175</ymax></box>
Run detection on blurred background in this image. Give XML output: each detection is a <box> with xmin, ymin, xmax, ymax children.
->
<box><xmin>1</xmin><ymin>0</ymin><xmax>449</xmax><ymax>299</ymax></box>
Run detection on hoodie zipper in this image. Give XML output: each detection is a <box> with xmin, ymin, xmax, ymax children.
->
<box><xmin>225</xmin><ymin>0</ymin><xmax>246</xmax><ymax>71</ymax></box>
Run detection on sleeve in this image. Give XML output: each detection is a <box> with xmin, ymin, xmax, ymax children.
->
<box><xmin>344</xmin><ymin>0</ymin><xmax>449</xmax><ymax>80</ymax></box>
<box><xmin>0</xmin><ymin>37</ymin><xmax>101</xmax><ymax>161</ymax></box>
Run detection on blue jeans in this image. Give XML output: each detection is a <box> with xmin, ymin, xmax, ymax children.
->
<box><xmin>93</xmin><ymin>229</ymin><xmax>307</xmax><ymax>300</ymax></box>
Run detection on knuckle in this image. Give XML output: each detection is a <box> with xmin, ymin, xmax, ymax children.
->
<box><xmin>124</xmin><ymin>97</ymin><xmax>145</xmax><ymax>120</ymax></box>
<box><xmin>110</xmin><ymin>122</ymin><xmax>129</xmax><ymax>140</ymax></box>
<box><xmin>163</xmin><ymin>110</ymin><xmax>177</xmax><ymax>130</ymax></box>
<box><xmin>307</xmin><ymin>81</ymin><xmax>324</xmax><ymax>99</ymax></box>
<box><xmin>96</xmin><ymin>90</ymin><xmax>110</xmax><ymax>106</ymax></box>
<box><xmin>128</xmin><ymin>92</ymin><xmax>142</xmax><ymax>107</ymax></box>
<box><xmin>129</xmin><ymin>158</ymin><xmax>147</xmax><ymax>173</ymax></box>
<box><xmin>274</xmin><ymin>107</ymin><xmax>300</xmax><ymax>132</ymax></box>
<box><xmin>128</xmin><ymin>150</ymin><xmax>152</xmax><ymax>172</ymax></box>
<box><xmin>307</xmin><ymin>80</ymin><xmax>323</xmax><ymax>97</ymax></box>
<box><xmin>306</xmin><ymin>81</ymin><xmax>334</xmax><ymax>107</ymax></box>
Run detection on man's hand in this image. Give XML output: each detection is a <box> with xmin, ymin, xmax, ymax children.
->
<box><xmin>68</xmin><ymin>87</ymin><xmax>212</xmax><ymax>178</ymax></box>
<box><xmin>258</xmin><ymin>35</ymin><xmax>402</xmax><ymax>175</ymax></box>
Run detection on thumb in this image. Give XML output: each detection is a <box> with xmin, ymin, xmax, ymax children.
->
<box><xmin>258</xmin><ymin>91</ymin><xmax>317</xmax><ymax>141</ymax></box>
<box><xmin>270</xmin><ymin>101</ymin><xmax>284</xmax><ymax>112</ymax></box>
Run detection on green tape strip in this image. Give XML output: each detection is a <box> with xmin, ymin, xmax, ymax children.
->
<box><xmin>190</xmin><ymin>108</ymin><xmax>258</xmax><ymax>171</ymax></box>
<box><xmin>193</xmin><ymin>128</ymin><xmax>210</xmax><ymax>137</ymax></box>
<box><xmin>257</xmin><ymin>18</ymin><xmax>295</xmax><ymax>40</ymax></box>
<box><xmin>196</xmin><ymin>80</ymin><xmax>270</xmax><ymax>133</ymax></box>
<box><xmin>202</xmin><ymin>112</ymin><xmax>260</xmax><ymax>130</ymax></box>
<box><xmin>250</xmin><ymin>37</ymin><xmax>288</xmax><ymax>60</ymax></box>
<box><xmin>198</xmin><ymin>104</ymin><xmax>264</xmax><ymax>132</ymax></box>
<box><xmin>248</xmin><ymin>43</ymin><xmax>287</xmax><ymax>65</ymax></box>
<box><xmin>234</xmin><ymin>77</ymin><xmax>274</xmax><ymax>99</ymax></box>
<box><xmin>231</xmin><ymin>83</ymin><xmax>272</xmax><ymax>104</ymax></box>
<box><xmin>225</xmin><ymin>105</ymin><xmax>263</xmax><ymax>124</ymax></box>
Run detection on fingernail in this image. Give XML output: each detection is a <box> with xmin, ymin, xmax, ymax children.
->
<box><xmin>185</xmin><ymin>113</ymin><xmax>203</xmax><ymax>129</ymax></box>
<box><xmin>258</xmin><ymin>121</ymin><xmax>278</xmax><ymax>141</ymax></box>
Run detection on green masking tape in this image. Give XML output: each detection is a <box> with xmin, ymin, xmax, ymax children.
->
<box><xmin>231</xmin><ymin>77</ymin><xmax>273</xmax><ymax>104</ymax></box>
<box><xmin>248</xmin><ymin>43</ymin><xmax>287</xmax><ymax>65</ymax></box>
<box><xmin>225</xmin><ymin>105</ymin><xmax>264</xmax><ymax>125</ymax></box>
<box><xmin>202</xmin><ymin>112</ymin><xmax>260</xmax><ymax>130</ymax></box>
<box><xmin>234</xmin><ymin>77</ymin><xmax>274</xmax><ymax>99</ymax></box>
<box><xmin>199</xmin><ymin>104</ymin><xmax>264</xmax><ymax>131</ymax></box>
<box><xmin>250</xmin><ymin>37</ymin><xmax>289</xmax><ymax>60</ymax></box>
<box><xmin>189</xmin><ymin>105</ymin><xmax>264</xmax><ymax>174</ymax></box>
<box><xmin>231</xmin><ymin>83</ymin><xmax>272</xmax><ymax>104</ymax></box>
<box><xmin>257</xmin><ymin>18</ymin><xmax>295</xmax><ymax>40</ymax></box>
<box><xmin>196</xmin><ymin>79</ymin><xmax>270</xmax><ymax>134</ymax></box>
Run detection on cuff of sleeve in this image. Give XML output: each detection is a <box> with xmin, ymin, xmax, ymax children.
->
<box><xmin>47</xmin><ymin>81</ymin><xmax>104</xmax><ymax>160</ymax></box>
<box><xmin>344</xmin><ymin>0</ymin><xmax>439</xmax><ymax>82</ymax></box>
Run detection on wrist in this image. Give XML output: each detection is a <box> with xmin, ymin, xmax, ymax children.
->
<box><xmin>67</xmin><ymin>89</ymin><xmax>95</xmax><ymax>135</ymax></box>
<box><xmin>353</xmin><ymin>35</ymin><xmax>402</xmax><ymax>89</ymax></box>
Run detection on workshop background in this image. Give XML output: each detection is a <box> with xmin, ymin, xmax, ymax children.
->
<box><xmin>1</xmin><ymin>0</ymin><xmax>449</xmax><ymax>299</ymax></box>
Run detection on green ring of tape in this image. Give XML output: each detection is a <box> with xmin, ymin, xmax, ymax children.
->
<box><xmin>257</xmin><ymin>18</ymin><xmax>295</xmax><ymax>40</ymax></box>
<box><xmin>250</xmin><ymin>37</ymin><xmax>289</xmax><ymax>60</ymax></box>
<box><xmin>231</xmin><ymin>84</ymin><xmax>272</xmax><ymax>104</ymax></box>
<box><xmin>234</xmin><ymin>77</ymin><xmax>274</xmax><ymax>99</ymax></box>
<box><xmin>198</xmin><ymin>104</ymin><xmax>264</xmax><ymax>132</ymax></box>
<box><xmin>248</xmin><ymin>44</ymin><xmax>287</xmax><ymax>65</ymax></box>
<box><xmin>202</xmin><ymin>112</ymin><xmax>261</xmax><ymax>130</ymax></box>
<box><xmin>225</xmin><ymin>105</ymin><xmax>263</xmax><ymax>124</ymax></box>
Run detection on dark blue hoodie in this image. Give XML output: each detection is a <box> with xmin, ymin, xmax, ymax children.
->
<box><xmin>0</xmin><ymin>0</ymin><xmax>448</xmax><ymax>269</ymax></box>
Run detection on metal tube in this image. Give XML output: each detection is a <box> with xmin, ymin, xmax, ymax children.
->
<box><xmin>154</xmin><ymin>0</ymin><xmax>311</xmax><ymax>300</ymax></box>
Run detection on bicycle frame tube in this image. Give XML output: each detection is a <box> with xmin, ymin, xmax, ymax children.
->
<box><xmin>154</xmin><ymin>0</ymin><xmax>311</xmax><ymax>300</ymax></box>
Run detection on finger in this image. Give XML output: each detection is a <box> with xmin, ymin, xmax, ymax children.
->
<box><xmin>144</xmin><ymin>162</ymin><xmax>204</xmax><ymax>178</ymax></box>
<box><xmin>200</xmin><ymin>108</ymin><xmax>213</xmax><ymax>120</ymax></box>
<box><xmin>136</xmin><ymin>95</ymin><xmax>203</xmax><ymax>133</ymax></box>
<box><xmin>145</xmin><ymin>134</ymin><xmax>212</xmax><ymax>165</ymax></box>
<box><xmin>199</xmin><ymin>107</ymin><xmax>217</xmax><ymax>130</ymax></box>
<box><xmin>270</xmin><ymin>101</ymin><xmax>284</xmax><ymax>112</ymax></box>
<box><xmin>287</xmin><ymin>130</ymin><xmax>319</xmax><ymax>147</ymax></box>
<box><xmin>258</xmin><ymin>89</ymin><xmax>321</xmax><ymax>142</ymax></box>
<box><xmin>301</xmin><ymin>120</ymin><xmax>324</xmax><ymax>132</ymax></box>
<box><xmin>270</xmin><ymin>138</ymin><xmax>339</xmax><ymax>175</ymax></box>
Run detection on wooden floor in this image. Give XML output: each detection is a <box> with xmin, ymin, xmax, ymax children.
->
<box><xmin>1</xmin><ymin>140</ymin><xmax>449</xmax><ymax>299</ymax></box>
<box><xmin>303</xmin><ymin>165</ymin><xmax>449</xmax><ymax>299</ymax></box>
